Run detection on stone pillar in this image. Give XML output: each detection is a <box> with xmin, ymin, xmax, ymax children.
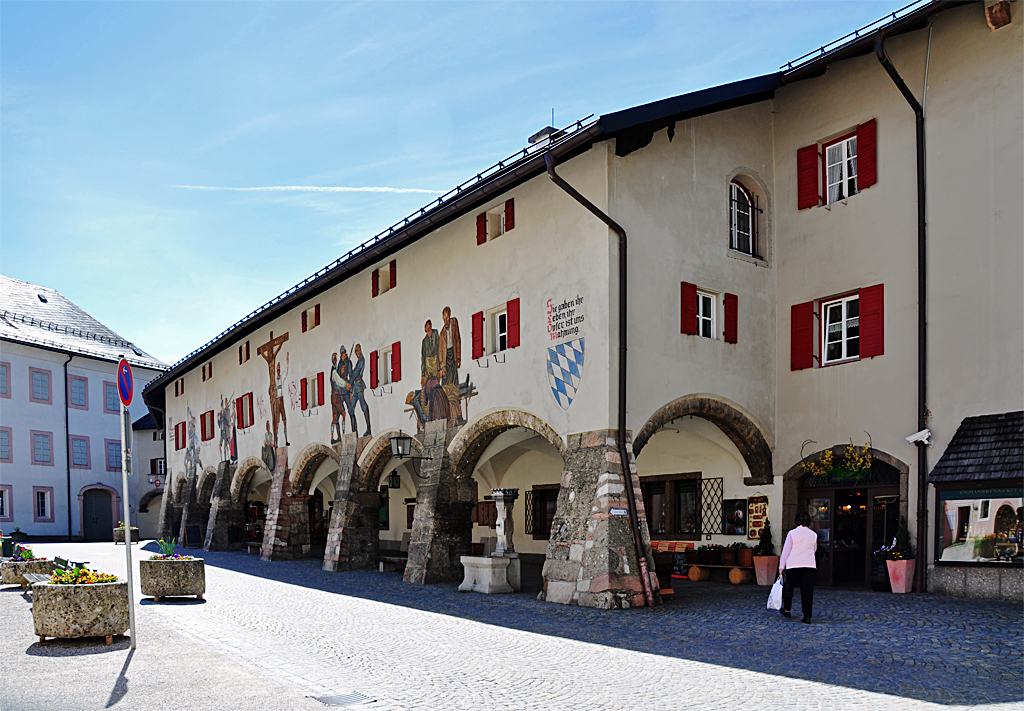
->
<box><xmin>261</xmin><ymin>447</ymin><xmax>307</xmax><ymax>560</ymax></box>
<box><xmin>323</xmin><ymin>435</ymin><xmax>378</xmax><ymax>572</ymax></box>
<box><xmin>491</xmin><ymin>488</ymin><xmax>519</xmax><ymax>556</ymax></box>
<box><xmin>156</xmin><ymin>481</ymin><xmax>176</xmax><ymax>541</ymax></box>
<box><xmin>204</xmin><ymin>461</ymin><xmax>243</xmax><ymax>551</ymax></box>
<box><xmin>177</xmin><ymin>474</ymin><xmax>202</xmax><ymax>546</ymax></box>
<box><xmin>539</xmin><ymin>430</ymin><xmax>659</xmax><ymax>610</ymax></box>
<box><xmin>404</xmin><ymin>420</ymin><xmax>474</xmax><ymax>585</ymax></box>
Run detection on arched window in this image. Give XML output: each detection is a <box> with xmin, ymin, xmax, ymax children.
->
<box><xmin>729</xmin><ymin>181</ymin><xmax>758</xmax><ymax>257</ymax></box>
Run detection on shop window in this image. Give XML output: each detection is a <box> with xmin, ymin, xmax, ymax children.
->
<box><xmin>638</xmin><ymin>475</ymin><xmax>708</xmax><ymax>540</ymax></box>
<box><xmin>937</xmin><ymin>486</ymin><xmax>1023</xmax><ymax>565</ymax></box>
<box><xmin>525</xmin><ymin>486</ymin><xmax>560</xmax><ymax>540</ymax></box>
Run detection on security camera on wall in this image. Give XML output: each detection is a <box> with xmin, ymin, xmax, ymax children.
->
<box><xmin>905</xmin><ymin>428</ymin><xmax>933</xmax><ymax>446</ymax></box>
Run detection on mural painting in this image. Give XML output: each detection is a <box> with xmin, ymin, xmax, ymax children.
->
<box><xmin>546</xmin><ymin>295</ymin><xmax>587</xmax><ymax>410</ymax></box>
<box><xmin>184</xmin><ymin>406</ymin><xmax>202</xmax><ymax>478</ymax></box>
<box><xmin>407</xmin><ymin>306</ymin><xmax>477</xmax><ymax>433</ymax></box>
<box><xmin>330</xmin><ymin>343</ymin><xmax>371</xmax><ymax>441</ymax></box>
<box><xmin>218</xmin><ymin>394</ymin><xmax>237</xmax><ymax>464</ymax></box>
<box><xmin>257</xmin><ymin>331</ymin><xmax>291</xmax><ymax>448</ymax></box>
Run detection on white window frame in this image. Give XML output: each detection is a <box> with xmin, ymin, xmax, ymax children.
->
<box><xmin>156</xmin><ymin>459</ymin><xmax>166</xmax><ymax>476</ymax></box>
<box><xmin>824</xmin><ymin>133</ymin><xmax>858</xmax><ymax>205</ymax></box>
<box><xmin>729</xmin><ymin>181</ymin><xmax>756</xmax><ymax>256</ymax></box>
<box><xmin>36</xmin><ymin>490</ymin><xmax>48</xmax><ymax>519</ymax></box>
<box><xmin>979</xmin><ymin>500</ymin><xmax>991</xmax><ymax>521</ymax></box>
<box><xmin>821</xmin><ymin>294</ymin><xmax>861</xmax><ymax>364</ymax></box>
<box><xmin>0</xmin><ymin>488</ymin><xmax>6</xmax><ymax>518</ymax></box>
<box><xmin>494</xmin><ymin>310</ymin><xmax>508</xmax><ymax>353</ymax></box>
<box><xmin>697</xmin><ymin>291</ymin><xmax>716</xmax><ymax>340</ymax></box>
<box><xmin>486</xmin><ymin>205</ymin><xmax>507</xmax><ymax>241</ymax></box>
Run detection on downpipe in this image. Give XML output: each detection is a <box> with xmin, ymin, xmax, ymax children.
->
<box><xmin>876</xmin><ymin>33</ymin><xmax>928</xmax><ymax>594</ymax></box>
<box><xmin>63</xmin><ymin>353</ymin><xmax>74</xmax><ymax>540</ymax></box>
<box><xmin>545</xmin><ymin>153</ymin><xmax>656</xmax><ymax>608</ymax></box>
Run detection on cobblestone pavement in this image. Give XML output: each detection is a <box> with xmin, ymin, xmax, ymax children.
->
<box><xmin>4</xmin><ymin>542</ymin><xmax>1022</xmax><ymax>711</ymax></box>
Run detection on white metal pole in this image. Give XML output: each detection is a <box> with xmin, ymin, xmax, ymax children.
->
<box><xmin>120</xmin><ymin>397</ymin><xmax>138</xmax><ymax>649</ymax></box>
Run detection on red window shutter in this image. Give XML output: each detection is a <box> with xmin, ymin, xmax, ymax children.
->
<box><xmin>301</xmin><ymin>310</ymin><xmax>308</xmax><ymax>333</ymax></box>
<box><xmin>151</xmin><ymin>458</ymin><xmax>157</xmax><ymax>476</ymax></box>
<box><xmin>791</xmin><ymin>301</ymin><xmax>815</xmax><ymax>370</ymax></box>
<box><xmin>797</xmin><ymin>145</ymin><xmax>820</xmax><ymax>210</ymax></box>
<box><xmin>247</xmin><ymin>395</ymin><xmax>254</xmax><ymax>429</ymax></box>
<box><xmin>407</xmin><ymin>504</ymin><xmax>415</xmax><ymax>529</ymax></box>
<box><xmin>208</xmin><ymin>363</ymin><xmax>212</xmax><ymax>379</ymax></box>
<box><xmin>680</xmin><ymin>282</ymin><xmax>698</xmax><ymax>335</ymax></box>
<box><xmin>391</xmin><ymin>341</ymin><xmax>401</xmax><ymax>382</ymax></box>
<box><xmin>239</xmin><ymin>346</ymin><xmax>243</xmax><ymax>365</ymax></box>
<box><xmin>724</xmin><ymin>293</ymin><xmax>738</xmax><ymax>344</ymax></box>
<box><xmin>856</xmin><ymin>119</ymin><xmax>877</xmax><ymax>189</ymax></box>
<box><xmin>235</xmin><ymin>398</ymin><xmax>243</xmax><ymax>427</ymax></box>
<box><xmin>476</xmin><ymin>213</ymin><xmax>487</xmax><ymax>245</ymax></box>
<box><xmin>370</xmin><ymin>350</ymin><xmax>378</xmax><ymax>389</ymax></box>
<box><xmin>201</xmin><ymin>414</ymin><xmax>207</xmax><ymax>441</ymax></box>
<box><xmin>245</xmin><ymin>342</ymin><xmax>250</xmax><ymax>361</ymax></box>
<box><xmin>300</xmin><ymin>378</ymin><xmax>308</xmax><ymax>410</ymax></box>
<box><xmin>507</xmin><ymin>298</ymin><xmax>520</xmax><ymax>348</ymax></box>
<box><xmin>472</xmin><ymin>311</ymin><xmax>484</xmax><ymax>360</ymax></box>
<box><xmin>389</xmin><ymin>260</ymin><xmax>397</xmax><ymax>289</ymax></box>
<box><xmin>317</xmin><ymin>372</ymin><xmax>325</xmax><ymax>406</ymax></box>
<box><xmin>314</xmin><ymin>304</ymin><xmax>321</xmax><ymax>327</ymax></box>
<box><xmin>372</xmin><ymin>269</ymin><xmax>379</xmax><ymax>297</ymax></box>
<box><xmin>504</xmin><ymin>198</ymin><xmax>515</xmax><ymax>231</ymax></box>
<box><xmin>859</xmin><ymin>284</ymin><xmax>884</xmax><ymax>358</ymax></box>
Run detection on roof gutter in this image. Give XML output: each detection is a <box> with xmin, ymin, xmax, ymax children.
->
<box><xmin>545</xmin><ymin>152</ymin><xmax>656</xmax><ymax>608</ymax></box>
<box><xmin>875</xmin><ymin>32</ymin><xmax>929</xmax><ymax>594</ymax></box>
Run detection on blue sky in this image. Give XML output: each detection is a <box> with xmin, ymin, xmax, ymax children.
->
<box><xmin>2</xmin><ymin>1</ymin><xmax>905</xmax><ymax>366</ymax></box>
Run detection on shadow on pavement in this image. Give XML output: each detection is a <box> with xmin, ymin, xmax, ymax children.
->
<box><xmin>105</xmin><ymin>648</ymin><xmax>133</xmax><ymax>708</ymax></box>
<box><xmin>198</xmin><ymin>549</ymin><xmax>1023</xmax><ymax>707</ymax></box>
<box><xmin>139</xmin><ymin>597</ymin><xmax>207</xmax><ymax>606</ymax></box>
<box><xmin>26</xmin><ymin>635</ymin><xmax>131</xmax><ymax>656</ymax></box>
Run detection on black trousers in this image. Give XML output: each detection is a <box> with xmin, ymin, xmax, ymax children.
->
<box><xmin>782</xmin><ymin>567</ymin><xmax>815</xmax><ymax>619</ymax></box>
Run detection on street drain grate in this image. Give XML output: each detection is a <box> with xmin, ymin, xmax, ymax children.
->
<box><xmin>309</xmin><ymin>692</ymin><xmax>376</xmax><ymax>706</ymax></box>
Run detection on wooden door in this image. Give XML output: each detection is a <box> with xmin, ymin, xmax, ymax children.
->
<box><xmin>83</xmin><ymin>489</ymin><xmax>113</xmax><ymax>541</ymax></box>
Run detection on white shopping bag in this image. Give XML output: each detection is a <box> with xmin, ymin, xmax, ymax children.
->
<box><xmin>767</xmin><ymin>574</ymin><xmax>783</xmax><ymax>610</ymax></box>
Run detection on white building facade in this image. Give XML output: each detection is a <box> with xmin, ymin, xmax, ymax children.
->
<box><xmin>145</xmin><ymin>3</ymin><xmax>1021</xmax><ymax>606</ymax></box>
<box><xmin>0</xmin><ymin>276</ymin><xmax>166</xmax><ymax>541</ymax></box>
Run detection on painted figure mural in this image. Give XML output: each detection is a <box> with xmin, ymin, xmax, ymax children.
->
<box><xmin>330</xmin><ymin>343</ymin><xmax>371</xmax><ymax>440</ymax></box>
<box><xmin>257</xmin><ymin>331</ymin><xmax>290</xmax><ymax>448</ymax></box>
<box><xmin>261</xmin><ymin>421</ymin><xmax>276</xmax><ymax>472</ymax></box>
<box><xmin>408</xmin><ymin>307</ymin><xmax>476</xmax><ymax>432</ymax></box>
<box><xmin>184</xmin><ymin>406</ymin><xmax>202</xmax><ymax>478</ymax></box>
<box><xmin>218</xmin><ymin>394</ymin><xmax>237</xmax><ymax>463</ymax></box>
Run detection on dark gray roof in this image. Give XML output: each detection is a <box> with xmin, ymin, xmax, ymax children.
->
<box><xmin>0</xmin><ymin>275</ymin><xmax>166</xmax><ymax>370</ymax></box>
<box><xmin>132</xmin><ymin>412</ymin><xmax>158</xmax><ymax>431</ymax></box>
<box><xmin>929</xmin><ymin>412</ymin><xmax>1024</xmax><ymax>483</ymax></box>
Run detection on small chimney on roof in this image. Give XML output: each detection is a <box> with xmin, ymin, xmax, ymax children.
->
<box><xmin>529</xmin><ymin>126</ymin><xmax>564</xmax><ymax>146</ymax></box>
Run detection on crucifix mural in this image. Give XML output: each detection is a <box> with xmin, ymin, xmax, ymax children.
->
<box><xmin>257</xmin><ymin>331</ymin><xmax>290</xmax><ymax>448</ymax></box>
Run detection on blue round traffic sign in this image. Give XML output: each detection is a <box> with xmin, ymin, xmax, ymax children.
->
<box><xmin>117</xmin><ymin>358</ymin><xmax>133</xmax><ymax>407</ymax></box>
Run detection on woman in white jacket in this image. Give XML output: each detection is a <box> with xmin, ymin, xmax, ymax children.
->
<box><xmin>778</xmin><ymin>511</ymin><xmax>818</xmax><ymax>623</ymax></box>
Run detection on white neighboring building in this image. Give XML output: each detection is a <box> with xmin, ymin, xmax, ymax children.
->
<box><xmin>0</xmin><ymin>275</ymin><xmax>166</xmax><ymax>540</ymax></box>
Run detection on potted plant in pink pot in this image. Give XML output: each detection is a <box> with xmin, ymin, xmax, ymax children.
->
<box><xmin>752</xmin><ymin>520</ymin><xmax>779</xmax><ymax>586</ymax></box>
<box><xmin>884</xmin><ymin>517</ymin><xmax>916</xmax><ymax>594</ymax></box>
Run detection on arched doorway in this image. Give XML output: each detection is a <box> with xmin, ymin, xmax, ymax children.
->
<box><xmin>359</xmin><ymin>434</ymin><xmax>423</xmax><ymax>573</ymax></box>
<box><xmin>232</xmin><ymin>458</ymin><xmax>273</xmax><ymax>547</ymax></box>
<box><xmin>196</xmin><ymin>468</ymin><xmax>218</xmax><ymax>538</ymax></box>
<box><xmin>292</xmin><ymin>444</ymin><xmax>341</xmax><ymax>558</ymax></box>
<box><xmin>784</xmin><ymin>447</ymin><xmax>908</xmax><ymax>589</ymax></box>
<box><xmin>80</xmin><ymin>485</ymin><xmax>119</xmax><ymax>541</ymax></box>
<box><xmin>138</xmin><ymin>489</ymin><xmax>163</xmax><ymax>540</ymax></box>
<box><xmin>447</xmin><ymin>411</ymin><xmax>568</xmax><ymax>592</ymax></box>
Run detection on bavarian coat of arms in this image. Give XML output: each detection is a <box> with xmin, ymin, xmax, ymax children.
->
<box><xmin>546</xmin><ymin>338</ymin><xmax>585</xmax><ymax>410</ymax></box>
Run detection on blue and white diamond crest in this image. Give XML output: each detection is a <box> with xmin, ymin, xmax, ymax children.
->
<box><xmin>547</xmin><ymin>338</ymin><xmax>585</xmax><ymax>410</ymax></box>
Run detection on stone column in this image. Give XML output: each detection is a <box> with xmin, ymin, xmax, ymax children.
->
<box><xmin>204</xmin><ymin>461</ymin><xmax>243</xmax><ymax>551</ymax></box>
<box><xmin>539</xmin><ymin>429</ymin><xmax>659</xmax><ymax>610</ymax></box>
<box><xmin>491</xmin><ymin>488</ymin><xmax>519</xmax><ymax>556</ymax></box>
<box><xmin>323</xmin><ymin>435</ymin><xmax>377</xmax><ymax>572</ymax></box>
<box><xmin>177</xmin><ymin>474</ymin><xmax>202</xmax><ymax>546</ymax></box>
<box><xmin>155</xmin><ymin>481</ymin><xmax>176</xmax><ymax>541</ymax></box>
<box><xmin>261</xmin><ymin>447</ymin><xmax>309</xmax><ymax>560</ymax></box>
<box><xmin>404</xmin><ymin>420</ymin><xmax>474</xmax><ymax>584</ymax></box>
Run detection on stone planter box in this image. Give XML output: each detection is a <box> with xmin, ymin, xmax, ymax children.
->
<box><xmin>887</xmin><ymin>558</ymin><xmax>916</xmax><ymax>594</ymax></box>
<box><xmin>140</xmin><ymin>558</ymin><xmax>205</xmax><ymax>601</ymax></box>
<box><xmin>2</xmin><ymin>560</ymin><xmax>56</xmax><ymax>588</ymax></box>
<box><xmin>752</xmin><ymin>555</ymin><xmax>780</xmax><ymax>586</ymax></box>
<box><xmin>33</xmin><ymin>581</ymin><xmax>129</xmax><ymax>645</ymax></box>
<box><xmin>113</xmin><ymin>528</ymin><xmax>140</xmax><ymax>544</ymax></box>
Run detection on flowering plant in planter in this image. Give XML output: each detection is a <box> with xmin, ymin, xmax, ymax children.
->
<box><xmin>729</xmin><ymin>542</ymin><xmax>750</xmax><ymax>549</ymax></box>
<box><xmin>18</xmin><ymin>546</ymin><xmax>46</xmax><ymax>562</ymax></box>
<box><xmin>149</xmin><ymin>538</ymin><xmax>195</xmax><ymax>561</ymax></box>
<box><xmin>696</xmin><ymin>544</ymin><xmax>722</xmax><ymax>551</ymax></box>
<box><xmin>50</xmin><ymin>568</ymin><xmax>118</xmax><ymax>585</ymax></box>
<box><xmin>874</xmin><ymin>517</ymin><xmax>915</xmax><ymax>561</ymax></box>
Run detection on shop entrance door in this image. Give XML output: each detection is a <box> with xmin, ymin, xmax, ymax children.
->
<box><xmin>800</xmin><ymin>491</ymin><xmax>833</xmax><ymax>586</ymax></box>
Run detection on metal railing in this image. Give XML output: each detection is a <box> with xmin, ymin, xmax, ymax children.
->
<box><xmin>781</xmin><ymin>0</ymin><xmax>933</xmax><ymax>72</ymax></box>
<box><xmin>1</xmin><ymin>309</ymin><xmax>139</xmax><ymax>350</ymax></box>
<box><xmin>166</xmin><ymin>115</ymin><xmax>598</xmax><ymax>372</ymax></box>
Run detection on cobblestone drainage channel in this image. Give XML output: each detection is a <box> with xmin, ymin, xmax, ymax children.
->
<box><xmin>309</xmin><ymin>691</ymin><xmax>376</xmax><ymax>706</ymax></box>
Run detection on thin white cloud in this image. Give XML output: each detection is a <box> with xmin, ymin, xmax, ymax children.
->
<box><xmin>173</xmin><ymin>184</ymin><xmax>441</xmax><ymax>194</ymax></box>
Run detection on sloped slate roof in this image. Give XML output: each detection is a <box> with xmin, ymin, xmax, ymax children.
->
<box><xmin>928</xmin><ymin>412</ymin><xmax>1024</xmax><ymax>483</ymax></box>
<box><xmin>132</xmin><ymin>412</ymin><xmax>158</xmax><ymax>431</ymax></box>
<box><xmin>0</xmin><ymin>274</ymin><xmax>166</xmax><ymax>370</ymax></box>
